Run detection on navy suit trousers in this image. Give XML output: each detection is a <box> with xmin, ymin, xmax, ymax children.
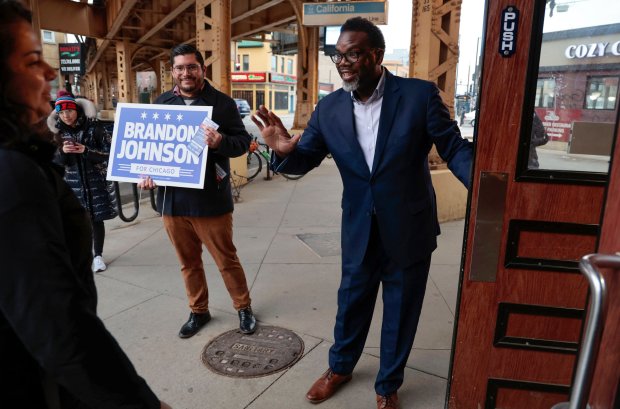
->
<box><xmin>329</xmin><ymin>216</ymin><xmax>431</xmax><ymax>395</ymax></box>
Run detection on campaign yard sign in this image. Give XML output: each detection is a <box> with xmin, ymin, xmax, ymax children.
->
<box><xmin>107</xmin><ymin>103</ymin><xmax>213</xmax><ymax>188</ymax></box>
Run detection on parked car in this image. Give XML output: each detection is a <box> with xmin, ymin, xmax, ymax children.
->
<box><xmin>464</xmin><ymin>110</ymin><xmax>476</xmax><ymax>126</ymax></box>
<box><xmin>234</xmin><ymin>98</ymin><xmax>251</xmax><ymax>118</ymax></box>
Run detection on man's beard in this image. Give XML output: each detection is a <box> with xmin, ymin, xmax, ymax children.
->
<box><xmin>177</xmin><ymin>76</ymin><xmax>202</xmax><ymax>95</ymax></box>
<box><xmin>180</xmin><ymin>82</ymin><xmax>197</xmax><ymax>93</ymax></box>
<box><xmin>342</xmin><ymin>77</ymin><xmax>359</xmax><ymax>92</ymax></box>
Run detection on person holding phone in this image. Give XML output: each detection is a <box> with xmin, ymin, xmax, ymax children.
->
<box><xmin>48</xmin><ymin>94</ymin><xmax>117</xmax><ymax>272</ymax></box>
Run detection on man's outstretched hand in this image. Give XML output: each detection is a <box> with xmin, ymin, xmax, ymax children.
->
<box><xmin>251</xmin><ymin>105</ymin><xmax>301</xmax><ymax>157</ymax></box>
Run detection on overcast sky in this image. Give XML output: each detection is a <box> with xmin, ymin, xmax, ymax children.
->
<box><xmin>543</xmin><ymin>0</ymin><xmax>620</xmax><ymax>32</ymax></box>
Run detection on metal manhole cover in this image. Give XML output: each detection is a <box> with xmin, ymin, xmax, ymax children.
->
<box><xmin>201</xmin><ymin>326</ymin><xmax>304</xmax><ymax>378</ymax></box>
<box><xmin>297</xmin><ymin>232</ymin><xmax>341</xmax><ymax>257</ymax></box>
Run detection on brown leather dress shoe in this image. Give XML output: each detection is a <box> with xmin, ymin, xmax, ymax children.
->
<box><xmin>376</xmin><ymin>392</ymin><xmax>399</xmax><ymax>409</ymax></box>
<box><xmin>305</xmin><ymin>368</ymin><xmax>352</xmax><ymax>403</ymax></box>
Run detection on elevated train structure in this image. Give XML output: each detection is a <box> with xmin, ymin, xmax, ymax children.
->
<box><xmin>29</xmin><ymin>0</ymin><xmax>460</xmax><ymax>131</ymax></box>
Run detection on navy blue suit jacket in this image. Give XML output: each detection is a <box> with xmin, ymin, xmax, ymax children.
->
<box><xmin>274</xmin><ymin>72</ymin><xmax>473</xmax><ymax>268</ymax></box>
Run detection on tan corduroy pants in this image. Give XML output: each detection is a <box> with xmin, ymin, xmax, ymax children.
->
<box><xmin>162</xmin><ymin>212</ymin><xmax>251</xmax><ymax>313</ymax></box>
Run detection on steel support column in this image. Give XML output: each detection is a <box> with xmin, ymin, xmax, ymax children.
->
<box><xmin>101</xmin><ymin>62</ymin><xmax>111</xmax><ymax>110</ymax></box>
<box><xmin>88</xmin><ymin>73</ymin><xmax>99</xmax><ymax>106</ymax></box>
<box><xmin>132</xmin><ymin>72</ymin><xmax>139</xmax><ymax>103</ymax></box>
<box><xmin>410</xmin><ymin>0</ymin><xmax>462</xmax><ymax>167</ymax></box>
<box><xmin>291</xmin><ymin>25</ymin><xmax>319</xmax><ymax>130</ymax></box>
<box><xmin>281</xmin><ymin>0</ymin><xmax>318</xmax><ymax>131</ymax></box>
<box><xmin>116</xmin><ymin>41</ymin><xmax>134</xmax><ymax>103</ymax></box>
<box><xmin>410</xmin><ymin>0</ymin><xmax>461</xmax><ymax>116</ymax></box>
<box><xmin>154</xmin><ymin>59</ymin><xmax>168</xmax><ymax>95</ymax></box>
<box><xmin>286</xmin><ymin>0</ymin><xmax>319</xmax><ymax>130</ymax></box>
<box><xmin>197</xmin><ymin>0</ymin><xmax>232</xmax><ymax>94</ymax></box>
<box><xmin>93</xmin><ymin>72</ymin><xmax>101</xmax><ymax>108</ymax></box>
<box><xmin>81</xmin><ymin>75</ymin><xmax>91</xmax><ymax>101</ymax></box>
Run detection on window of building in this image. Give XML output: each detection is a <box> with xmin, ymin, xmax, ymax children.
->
<box><xmin>271</xmin><ymin>56</ymin><xmax>277</xmax><ymax>72</ymax></box>
<box><xmin>287</xmin><ymin>59</ymin><xmax>293</xmax><ymax>75</ymax></box>
<box><xmin>280</xmin><ymin>57</ymin><xmax>285</xmax><ymax>73</ymax></box>
<box><xmin>242</xmin><ymin>54</ymin><xmax>249</xmax><ymax>71</ymax></box>
<box><xmin>232</xmin><ymin>90</ymin><xmax>254</xmax><ymax>108</ymax></box>
<box><xmin>534</xmin><ymin>78</ymin><xmax>555</xmax><ymax>108</ymax></box>
<box><xmin>584</xmin><ymin>76</ymin><xmax>618</xmax><ymax>110</ymax></box>
<box><xmin>256</xmin><ymin>91</ymin><xmax>265</xmax><ymax>108</ymax></box>
<box><xmin>42</xmin><ymin>30</ymin><xmax>55</xmax><ymax>44</ymax></box>
<box><xmin>274</xmin><ymin>91</ymin><xmax>288</xmax><ymax>109</ymax></box>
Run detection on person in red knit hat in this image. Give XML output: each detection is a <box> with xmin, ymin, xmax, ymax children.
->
<box><xmin>48</xmin><ymin>92</ymin><xmax>118</xmax><ymax>273</ymax></box>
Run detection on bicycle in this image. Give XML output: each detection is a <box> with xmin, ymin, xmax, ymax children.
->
<box><xmin>246</xmin><ymin>137</ymin><xmax>304</xmax><ymax>181</ymax></box>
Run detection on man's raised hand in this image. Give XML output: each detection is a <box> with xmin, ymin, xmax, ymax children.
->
<box><xmin>251</xmin><ymin>105</ymin><xmax>301</xmax><ymax>157</ymax></box>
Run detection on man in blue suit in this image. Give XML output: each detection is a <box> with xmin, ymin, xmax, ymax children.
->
<box><xmin>252</xmin><ymin>17</ymin><xmax>472</xmax><ymax>409</ymax></box>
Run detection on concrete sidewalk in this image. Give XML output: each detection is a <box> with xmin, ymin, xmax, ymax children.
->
<box><xmin>97</xmin><ymin>159</ymin><xmax>465</xmax><ymax>409</ymax></box>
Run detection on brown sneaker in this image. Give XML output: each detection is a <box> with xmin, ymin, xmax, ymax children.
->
<box><xmin>376</xmin><ymin>392</ymin><xmax>399</xmax><ymax>409</ymax></box>
<box><xmin>305</xmin><ymin>368</ymin><xmax>352</xmax><ymax>404</ymax></box>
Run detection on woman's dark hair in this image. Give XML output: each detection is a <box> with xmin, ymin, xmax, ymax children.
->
<box><xmin>0</xmin><ymin>0</ymin><xmax>35</xmax><ymax>147</ymax></box>
<box><xmin>340</xmin><ymin>17</ymin><xmax>386</xmax><ymax>50</ymax></box>
<box><xmin>170</xmin><ymin>44</ymin><xmax>205</xmax><ymax>67</ymax></box>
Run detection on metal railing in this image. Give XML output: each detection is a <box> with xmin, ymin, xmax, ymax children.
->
<box><xmin>552</xmin><ymin>253</ymin><xmax>620</xmax><ymax>409</ymax></box>
<box><xmin>113</xmin><ymin>182</ymin><xmax>158</xmax><ymax>222</ymax></box>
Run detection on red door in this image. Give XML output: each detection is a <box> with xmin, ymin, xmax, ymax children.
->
<box><xmin>448</xmin><ymin>0</ymin><xmax>620</xmax><ymax>407</ymax></box>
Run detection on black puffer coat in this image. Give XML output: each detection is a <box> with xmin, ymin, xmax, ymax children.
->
<box><xmin>49</xmin><ymin>100</ymin><xmax>117</xmax><ymax>222</ymax></box>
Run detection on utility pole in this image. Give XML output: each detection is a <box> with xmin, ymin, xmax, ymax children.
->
<box><xmin>466</xmin><ymin>65</ymin><xmax>470</xmax><ymax>98</ymax></box>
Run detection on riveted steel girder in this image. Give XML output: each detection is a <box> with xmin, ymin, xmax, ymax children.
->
<box><xmin>410</xmin><ymin>0</ymin><xmax>462</xmax><ymax>115</ymax></box>
<box><xmin>197</xmin><ymin>0</ymin><xmax>232</xmax><ymax>93</ymax></box>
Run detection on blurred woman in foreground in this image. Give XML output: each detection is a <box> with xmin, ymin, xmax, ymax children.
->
<box><xmin>0</xmin><ymin>1</ymin><xmax>171</xmax><ymax>408</ymax></box>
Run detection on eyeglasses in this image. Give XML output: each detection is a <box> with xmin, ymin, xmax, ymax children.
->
<box><xmin>330</xmin><ymin>49</ymin><xmax>381</xmax><ymax>64</ymax></box>
<box><xmin>173</xmin><ymin>64</ymin><xmax>201</xmax><ymax>74</ymax></box>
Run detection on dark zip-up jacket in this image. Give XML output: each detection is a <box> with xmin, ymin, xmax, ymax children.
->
<box><xmin>154</xmin><ymin>83</ymin><xmax>251</xmax><ymax>216</ymax></box>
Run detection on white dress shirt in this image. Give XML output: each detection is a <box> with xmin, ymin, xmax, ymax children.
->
<box><xmin>351</xmin><ymin>68</ymin><xmax>386</xmax><ymax>171</ymax></box>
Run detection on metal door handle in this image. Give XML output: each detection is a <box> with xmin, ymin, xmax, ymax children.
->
<box><xmin>552</xmin><ymin>253</ymin><xmax>620</xmax><ymax>409</ymax></box>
